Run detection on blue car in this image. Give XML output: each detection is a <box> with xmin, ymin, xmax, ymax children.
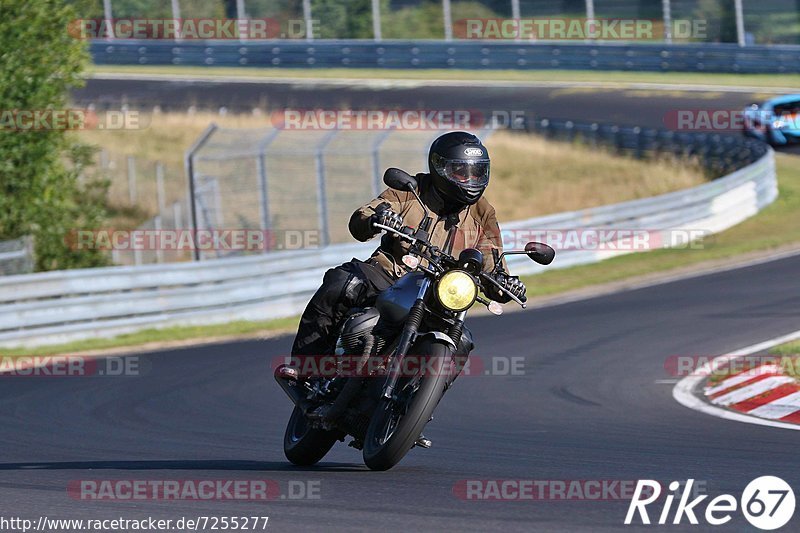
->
<box><xmin>743</xmin><ymin>94</ymin><xmax>800</xmax><ymax>146</ymax></box>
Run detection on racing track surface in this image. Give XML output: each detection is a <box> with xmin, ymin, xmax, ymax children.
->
<box><xmin>1</xmin><ymin>252</ymin><xmax>800</xmax><ymax>531</ymax></box>
<box><xmin>74</xmin><ymin>77</ymin><xmax>800</xmax><ymax>155</ymax></box>
<box><xmin>74</xmin><ymin>77</ymin><xmax>769</xmax><ymax>129</ymax></box>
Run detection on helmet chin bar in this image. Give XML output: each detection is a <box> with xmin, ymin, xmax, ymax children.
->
<box><xmin>430</xmin><ymin>169</ymin><xmax>485</xmax><ymax>209</ymax></box>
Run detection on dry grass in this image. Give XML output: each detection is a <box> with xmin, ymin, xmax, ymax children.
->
<box><xmin>484</xmin><ymin>130</ymin><xmax>706</xmax><ymax>221</ymax></box>
<box><xmin>77</xmin><ymin>111</ymin><xmax>270</xmax><ymax>217</ymax></box>
<box><xmin>77</xmin><ymin>113</ymin><xmax>706</xmax><ymax>234</ymax></box>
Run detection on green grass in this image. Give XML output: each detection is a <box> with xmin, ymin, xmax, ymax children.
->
<box><xmin>769</xmin><ymin>340</ymin><xmax>800</xmax><ymax>379</ymax></box>
<box><xmin>0</xmin><ymin>317</ymin><xmax>299</xmax><ymax>357</ymax></box>
<box><xmin>4</xmin><ymin>153</ymin><xmax>798</xmax><ymax>358</ymax></box>
<box><xmin>89</xmin><ymin>65</ymin><xmax>800</xmax><ymax>89</ymax></box>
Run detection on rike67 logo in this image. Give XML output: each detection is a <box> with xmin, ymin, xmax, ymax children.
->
<box><xmin>625</xmin><ymin>477</ymin><xmax>795</xmax><ymax>530</ymax></box>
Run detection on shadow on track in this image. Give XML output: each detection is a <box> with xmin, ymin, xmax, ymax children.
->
<box><xmin>0</xmin><ymin>460</ymin><xmax>366</xmax><ymax>472</ymax></box>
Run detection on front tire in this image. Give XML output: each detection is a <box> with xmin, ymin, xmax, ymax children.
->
<box><xmin>283</xmin><ymin>407</ymin><xmax>341</xmax><ymax>466</ymax></box>
<box><xmin>362</xmin><ymin>342</ymin><xmax>451</xmax><ymax>471</ymax></box>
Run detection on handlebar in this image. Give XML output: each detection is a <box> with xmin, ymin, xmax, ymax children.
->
<box><xmin>479</xmin><ymin>271</ymin><xmax>527</xmax><ymax>308</ymax></box>
<box><xmin>373</xmin><ymin>220</ymin><xmax>527</xmax><ymax>309</ymax></box>
<box><xmin>372</xmin><ymin>222</ymin><xmax>420</xmax><ymax>245</ymax></box>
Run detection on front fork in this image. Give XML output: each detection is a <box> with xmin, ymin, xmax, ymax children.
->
<box><xmin>382</xmin><ymin>278</ymin><xmax>430</xmax><ymax>400</ymax></box>
<box><xmin>381</xmin><ymin>278</ymin><xmax>467</xmax><ymax>400</ymax></box>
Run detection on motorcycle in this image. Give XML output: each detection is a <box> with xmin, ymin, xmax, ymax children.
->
<box><xmin>275</xmin><ymin>168</ymin><xmax>555</xmax><ymax>471</ymax></box>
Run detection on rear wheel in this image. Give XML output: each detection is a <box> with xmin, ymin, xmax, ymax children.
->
<box><xmin>283</xmin><ymin>407</ymin><xmax>341</xmax><ymax>466</ymax></box>
<box><xmin>362</xmin><ymin>341</ymin><xmax>451</xmax><ymax>471</ymax></box>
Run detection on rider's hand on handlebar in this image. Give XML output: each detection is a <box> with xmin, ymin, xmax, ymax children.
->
<box><xmin>491</xmin><ymin>273</ymin><xmax>527</xmax><ymax>304</ymax></box>
<box><xmin>370</xmin><ymin>203</ymin><xmax>404</xmax><ymax>234</ymax></box>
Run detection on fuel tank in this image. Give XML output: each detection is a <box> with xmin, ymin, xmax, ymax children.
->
<box><xmin>375</xmin><ymin>271</ymin><xmax>425</xmax><ymax>323</ymax></box>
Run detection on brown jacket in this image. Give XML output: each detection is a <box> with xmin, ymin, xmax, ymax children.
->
<box><xmin>349</xmin><ymin>173</ymin><xmax>505</xmax><ymax>279</ymax></box>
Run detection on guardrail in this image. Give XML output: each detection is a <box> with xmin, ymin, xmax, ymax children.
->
<box><xmin>0</xmin><ymin>143</ymin><xmax>776</xmax><ymax>348</ymax></box>
<box><xmin>89</xmin><ymin>40</ymin><xmax>800</xmax><ymax>73</ymax></box>
<box><xmin>0</xmin><ymin>237</ymin><xmax>34</xmax><ymax>276</ymax></box>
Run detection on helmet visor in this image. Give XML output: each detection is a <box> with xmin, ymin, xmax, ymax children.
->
<box><xmin>432</xmin><ymin>156</ymin><xmax>490</xmax><ymax>187</ymax></box>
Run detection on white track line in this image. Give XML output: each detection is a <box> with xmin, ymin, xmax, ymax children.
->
<box><xmin>704</xmin><ymin>363</ymin><xmax>781</xmax><ymax>396</ymax></box>
<box><xmin>747</xmin><ymin>391</ymin><xmax>800</xmax><ymax>420</ymax></box>
<box><xmin>673</xmin><ymin>329</ymin><xmax>800</xmax><ymax>431</ymax></box>
<box><xmin>710</xmin><ymin>376</ymin><xmax>795</xmax><ymax>406</ymax></box>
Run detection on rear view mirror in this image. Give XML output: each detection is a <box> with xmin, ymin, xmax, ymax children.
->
<box><xmin>384</xmin><ymin>168</ymin><xmax>418</xmax><ymax>192</ymax></box>
<box><xmin>525</xmin><ymin>242</ymin><xmax>555</xmax><ymax>265</ymax></box>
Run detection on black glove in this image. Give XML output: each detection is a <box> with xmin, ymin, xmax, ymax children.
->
<box><xmin>370</xmin><ymin>202</ymin><xmax>403</xmax><ymax>234</ymax></box>
<box><xmin>488</xmin><ymin>273</ymin><xmax>527</xmax><ymax>304</ymax></box>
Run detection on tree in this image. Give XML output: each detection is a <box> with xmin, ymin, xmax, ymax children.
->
<box><xmin>0</xmin><ymin>0</ymin><xmax>109</xmax><ymax>270</ymax></box>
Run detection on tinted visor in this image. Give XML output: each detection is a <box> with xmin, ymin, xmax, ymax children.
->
<box><xmin>432</xmin><ymin>155</ymin><xmax>490</xmax><ymax>187</ymax></box>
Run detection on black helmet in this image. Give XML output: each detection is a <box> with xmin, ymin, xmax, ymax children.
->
<box><xmin>428</xmin><ymin>131</ymin><xmax>490</xmax><ymax>208</ymax></box>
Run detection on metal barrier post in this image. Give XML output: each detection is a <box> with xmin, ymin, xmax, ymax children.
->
<box><xmin>315</xmin><ymin>130</ymin><xmax>338</xmax><ymax>246</ymax></box>
<box><xmin>372</xmin><ymin>0</ymin><xmax>382</xmax><ymax>41</ymax></box>
<box><xmin>256</xmin><ymin>129</ymin><xmax>281</xmax><ymax>241</ymax></box>
<box><xmin>371</xmin><ymin>128</ymin><xmax>394</xmax><ymax>196</ymax></box>
<box><xmin>303</xmin><ymin>0</ymin><xmax>314</xmax><ymax>41</ymax></box>
<box><xmin>734</xmin><ymin>0</ymin><xmax>746</xmax><ymax>46</ymax></box>
<box><xmin>511</xmin><ymin>0</ymin><xmax>521</xmax><ymax>42</ymax></box>
<box><xmin>154</xmin><ymin>215</ymin><xmax>164</xmax><ymax>263</ymax></box>
<box><xmin>585</xmin><ymin>0</ymin><xmax>595</xmax><ymax>41</ymax></box>
<box><xmin>127</xmin><ymin>156</ymin><xmax>137</xmax><ymax>204</ymax></box>
<box><xmin>156</xmin><ymin>162</ymin><xmax>166</xmax><ymax>215</ymax></box>
<box><xmin>662</xmin><ymin>0</ymin><xmax>673</xmax><ymax>44</ymax></box>
<box><xmin>442</xmin><ymin>0</ymin><xmax>453</xmax><ymax>41</ymax></box>
<box><xmin>184</xmin><ymin>123</ymin><xmax>218</xmax><ymax>261</ymax></box>
<box><xmin>173</xmin><ymin>201</ymin><xmax>182</xmax><ymax>230</ymax></box>
<box><xmin>102</xmin><ymin>0</ymin><xmax>114</xmax><ymax>39</ymax></box>
<box><xmin>236</xmin><ymin>0</ymin><xmax>247</xmax><ymax>42</ymax></box>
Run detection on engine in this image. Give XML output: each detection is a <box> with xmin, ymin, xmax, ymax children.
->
<box><xmin>338</xmin><ymin>307</ymin><xmax>381</xmax><ymax>355</ymax></box>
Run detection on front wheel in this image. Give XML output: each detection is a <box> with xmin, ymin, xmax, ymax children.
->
<box><xmin>362</xmin><ymin>342</ymin><xmax>451</xmax><ymax>471</ymax></box>
<box><xmin>283</xmin><ymin>406</ymin><xmax>341</xmax><ymax>466</ymax></box>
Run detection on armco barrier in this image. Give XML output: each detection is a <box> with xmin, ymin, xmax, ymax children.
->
<box><xmin>0</xmin><ymin>147</ymin><xmax>776</xmax><ymax>348</ymax></box>
<box><xmin>89</xmin><ymin>40</ymin><xmax>800</xmax><ymax>73</ymax></box>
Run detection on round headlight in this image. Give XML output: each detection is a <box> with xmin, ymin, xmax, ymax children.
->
<box><xmin>436</xmin><ymin>270</ymin><xmax>477</xmax><ymax>312</ymax></box>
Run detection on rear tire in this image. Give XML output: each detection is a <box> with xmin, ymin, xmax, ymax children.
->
<box><xmin>362</xmin><ymin>342</ymin><xmax>451</xmax><ymax>471</ymax></box>
<box><xmin>283</xmin><ymin>407</ymin><xmax>340</xmax><ymax>466</ymax></box>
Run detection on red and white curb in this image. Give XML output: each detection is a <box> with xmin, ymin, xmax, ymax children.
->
<box><xmin>673</xmin><ymin>329</ymin><xmax>800</xmax><ymax>431</ymax></box>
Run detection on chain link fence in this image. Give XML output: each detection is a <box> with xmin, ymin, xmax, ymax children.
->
<box><xmin>183</xmin><ymin>126</ymin><xmax>496</xmax><ymax>261</ymax></box>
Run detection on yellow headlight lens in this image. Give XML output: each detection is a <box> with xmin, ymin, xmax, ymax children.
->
<box><xmin>436</xmin><ymin>270</ymin><xmax>477</xmax><ymax>312</ymax></box>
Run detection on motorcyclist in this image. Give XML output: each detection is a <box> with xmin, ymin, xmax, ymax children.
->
<box><xmin>290</xmin><ymin>131</ymin><xmax>526</xmax><ymax>358</ymax></box>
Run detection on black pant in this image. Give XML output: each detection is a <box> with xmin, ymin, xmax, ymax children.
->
<box><xmin>291</xmin><ymin>261</ymin><xmax>383</xmax><ymax>356</ymax></box>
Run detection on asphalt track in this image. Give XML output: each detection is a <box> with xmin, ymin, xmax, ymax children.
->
<box><xmin>73</xmin><ymin>77</ymin><xmax>767</xmax><ymax>129</ymax></box>
<box><xmin>1</xmin><ymin>78</ymin><xmax>793</xmax><ymax>531</ymax></box>
<box><xmin>2</xmin><ymin>252</ymin><xmax>800</xmax><ymax>531</ymax></box>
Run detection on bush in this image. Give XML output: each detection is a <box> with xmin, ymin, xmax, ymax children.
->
<box><xmin>0</xmin><ymin>0</ymin><xmax>109</xmax><ymax>271</ymax></box>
